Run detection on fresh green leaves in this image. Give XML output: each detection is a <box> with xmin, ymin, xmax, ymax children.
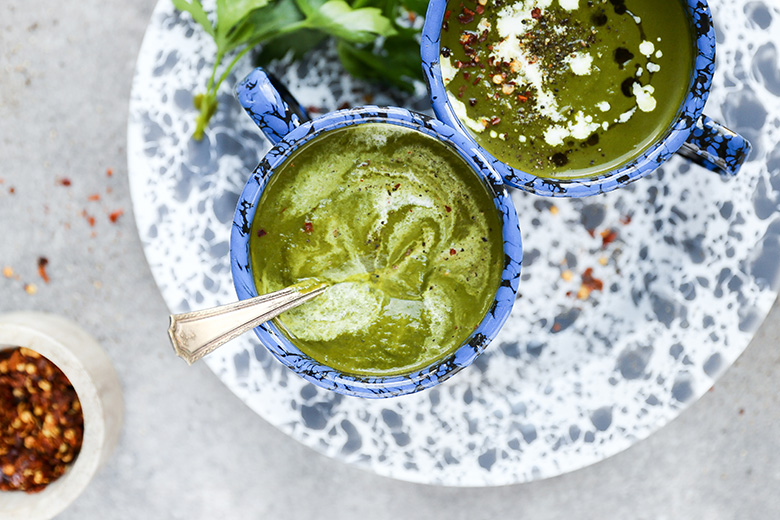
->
<box><xmin>304</xmin><ymin>0</ymin><xmax>397</xmax><ymax>43</ymax></box>
<box><xmin>173</xmin><ymin>0</ymin><xmax>426</xmax><ymax>139</ymax></box>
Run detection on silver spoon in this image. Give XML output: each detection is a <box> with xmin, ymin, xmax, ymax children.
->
<box><xmin>168</xmin><ymin>281</ymin><xmax>327</xmax><ymax>365</ymax></box>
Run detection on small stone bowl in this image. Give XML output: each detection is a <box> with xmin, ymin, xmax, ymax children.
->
<box><xmin>0</xmin><ymin>312</ymin><xmax>123</xmax><ymax>520</ymax></box>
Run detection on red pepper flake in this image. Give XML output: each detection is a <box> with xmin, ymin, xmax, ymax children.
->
<box><xmin>37</xmin><ymin>257</ymin><xmax>50</xmax><ymax>284</ymax></box>
<box><xmin>408</xmin><ymin>10</ymin><xmax>417</xmax><ymax>22</ymax></box>
<box><xmin>108</xmin><ymin>210</ymin><xmax>124</xmax><ymax>223</ymax></box>
<box><xmin>445</xmin><ymin>205</ymin><xmax>452</xmax><ymax>213</ymax></box>
<box><xmin>620</xmin><ymin>214</ymin><xmax>633</xmax><ymax>225</ymax></box>
<box><xmin>600</xmin><ymin>228</ymin><xmax>618</xmax><ymax>248</ymax></box>
<box><xmin>57</xmin><ymin>178</ymin><xmax>71</xmax><ymax>186</ymax></box>
<box><xmin>256</xmin><ymin>228</ymin><xmax>267</xmax><ymax>238</ymax></box>
<box><xmin>531</xmin><ymin>7</ymin><xmax>542</xmax><ymax>19</ymax></box>
<box><xmin>393</xmin><ymin>183</ymin><xmax>401</xmax><ymax>191</ymax></box>
<box><xmin>449</xmin><ymin>248</ymin><xmax>457</xmax><ymax>256</ymax></box>
<box><xmin>552</xmin><ymin>322</ymin><xmax>562</xmax><ymax>332</ymax></box>
<box><xmin>444</xmin><ymin>9</ymin><xmax>451</xmax><ymax>20</ymax></box>
<box><xmin>490</xmin><ymin>116</ymin><xmax>501</xmax><ymax>126</ymax></box>
<box><xmin>8</xmin><ymin>187</ymin><xmax>15</xmax><ymax>194</ymax></box>
<box><xmin>0</xmin><ymin>347</ymin><xmax>85</xmax><ymax>493</ymax></box>
<box><xmin>577</xmin><ymin>267</ymin><xmax>604</xmax><ymax>300</ymax></box>
<box><xmin>106</xmin><ymin>168</ymin><xmax>113</xmax><ymax>177</ymax></box>
<box><xmin>476</xmin><ymin>4</ymin><xmax>484</xmax><ymax>14</ymax></box>
<box><xmin>458</xmin><ymin>7</ymin><xmax>474</xmax><ymax>24</ymax></box>
<box><xmin>82</xmin><ymin>210</ymin><xmax>95</xmax><ymax>227</ymax></box>
<box><xmin>337</xmin><ymin>102</ymin><xmax>351</xmax><ymax>110</ymax></box>
<box><xmin>517</xmin><ymin>94</ymin><xmax>528</xmax><ymax>102</ymax></box>
<box><xmin>303</xmin><ymin>222</ymin><xmax>313</xmax><ymax>234</ymax></box>
<box><xmin>87</xmin><ymin>194</ymin><xmax>100</xmax><ymax>202</ymax></box>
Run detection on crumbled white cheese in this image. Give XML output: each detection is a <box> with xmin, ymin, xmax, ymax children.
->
<box><xmin>519</xmin><ymin>135</ymin><xmax>528</xmax><ymax>143</ymax></box>
<box><xmin>543</xmin><ymin>111</ymin><xmax>600</xmax><ymax>145</ymax></box>
<box><xmin>647</xmin><ymin>62</ymin><xmax>661</xmax><ymax>73</ymax></box>
<box><xmin>655</xmin><ymin>50</ymin><xmax>663</xmax><ymax>59</ymax></box>
<box><xmin>490</xmin><ymin>130</ymin><xmax>498</xmax><ymax>138</ymax></box>
<box><xmin>597</xmin><ymin>101</ymin><xmax>610</xmax><ymax>112</ymax></box>
<box><xmin>639</xmin><ymin>41</ymin><xmax>655</xmax><ymax>57</ymax></box>
<box><xmin>569</xmin><ymin>111</ymin><xmax>600</xmax><ymax>139</ymax></box>
<box><xmin>440</xmin><ymin>56</ymin><xmax>458</xmax><ymax>86</ymax></box>
<box><xmin>449</xmin><ymin>95</ymin><xmax>488</xmax><ymax>133</ymax></box>
<box><xmin>565</xmin><ymin>52</ymin><xmax>593</xmax><ymax>76</ymax></box>
<box><xmin>636</xmin><ymin>67</ymin><xmax>644</xmax><ymax>77</ymax></box>
<box><xmin>558</xmin><ymin>0</ymin><xmax>578</xmax><ymax>10</ymax></box>
<box><xmin>477</xmin><ymin>18</ymin><xmax>491</xmax><ymax>33</ymax></box>
<box><xmin>632</xmin><ymin>82</ymin><xmax>657</xmax><ymax>112</ymax></box>
<box><xmin>617</xmin><ymin>107</ymin><xmax>637</xmax><ymax>123</ymax></box>
<box><xmin>544</xmin><ymin>125</ymin><xmax>569</xmax><ymax>146</ymax></box>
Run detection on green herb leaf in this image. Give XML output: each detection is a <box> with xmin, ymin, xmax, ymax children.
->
<box><xmin>304</xmin><ymin>0</ymin><xmax>397</xmax><ymax>43</ymax></box>
<box><xmin>171</xmin><ymin>0</ymin><xmax>215</xmax><ymax>37</ymax></box>
<box><xmin>216</xmin><ymin>0</ymin><xmax>271</xmax><ymax>37</ymax></box>
<box><xmin>337</xmin><ymin>36</ymin><xmax>420</xmax><ymax>92</ymax></box>
<box><xmin>255</xmin><ymin>28</ymin><xmax>328</xmax><ymax>65</ymax></box>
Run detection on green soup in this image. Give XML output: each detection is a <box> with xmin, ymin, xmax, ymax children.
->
<box><xmin>249</xmin><ymin>123</ymin><xmax>505</xmax><ymax>376</ymax></box>
<box><xmin>439</xmin><ymin>0</ymin><xmax>695</xmax><ymax>178</ymax></box>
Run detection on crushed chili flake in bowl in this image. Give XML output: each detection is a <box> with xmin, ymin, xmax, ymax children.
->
<box><xmin>0</xmin><ymin>312</ymin><xmax>123</xmax><ymax>520</ymax></box>
<box><xmin>0</xmin><ymin>347</ymin><xmax>84</xmax><ymax>494</ymax></box>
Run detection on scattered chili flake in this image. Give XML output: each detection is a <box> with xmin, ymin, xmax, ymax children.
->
<box><xmin>87</xmin><ymin>193</ymin><xmax>100</xmax><ymax>202</ymax></box>
<box><xmin>577</xmin><ymin>267</ymin><xmax>604</xmax><ymax>300</ymax></box>
<box><xmin>450</xmin><ymin>248</ymin><xmax>457</xmax><ymax>256</ymax></box>
<box><xmin>37</xmin><ymin>257</ymin><xmax>50</xmax><ymax>284</ymax></box>
<box><xmin>106</xmin><ymin>168</ymin><xmax>113</xmax><ymax>177</ymax></box>
<box><xmin>337</xmin><ymin>102</ymin><xmax>351</xmax><ymax>110</ymax></box>
<box><xmin>552</xmin><ymin>322</ymin><xmax>562</xmax><ymax>332</ymax></box>
<box><xmin>490</xmin><ymin>116</ymin><xmax>501</xmax><ymax>126</ymax></box>
<box><xmin>458</xmin><ymin>7</ymin><xmax>474</xmax><ymax>24</ymax></box>
<box><xmin>2</xmin><ymin>266</ymin><xmax>13</xmax><ymax>278</ymax></box>
<box><xmin>444</xmin><ymin>9</ymin><xmax>451</xmax><ymax>20</ymax></box>
<box><xmin>445</xmin><ymin>205</ymin><xmax>452</xmax><ymax>213</ymax></box>
<box><xmin>531</xmin><ymin>7</ymin><xmax>542</xmax><ymax>19</ymax></box>
<box><xmin>0</xmin><ymin>347</ymin><xmax>84</xmax><ymax>493</ymax></box>
<box><xmin>24</xmin><ymin>283</ymin><xmax>37</xmax><ymax>295</ymax></box>
<box><xmin>108</xmin><ymin>210</ymin><xmax>124</xmax><ymax>223</ymax></box>
<box><xmin>8</xmin><ymin>187</ymin><xmax>15</xmax><ymax>194</ymax></box>
<box><xmin>517</xmin><ymin>94</ymin><xmax>528</xmax><ymax>102</ymax></box>
<box><xmin>303</xmin><ymin>222</ymin><xmax>313</xmax><ymax>234</ymax></box>
<box><xmin>393</xmin><ymin>183</ymin><xmax>401</xmax><ymax>191</ymax></box>
<box><xmin>57</xmin><ymin>178</ymin><xmax>71</xmax><ymax>186</ymax></box>
<box><xmin>256</xmin><ymin>228</ymin><xmax>267</xmax><ymax>238</ymax></box>
<box><xmin>620</xmin><ymin>214</ymin><xmax>633</xmax><ymax>225</ymax></box>
<box><xmin>600</xmin><ymin>228</ymin><xmax>618</xmax><ymax>248</ymax></box>
<box><xmin>475</xmin><ymin>4</ymin><xmax>484</xmax><ymax>14</ymax></box>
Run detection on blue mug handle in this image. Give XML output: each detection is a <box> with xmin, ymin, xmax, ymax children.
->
<box><xmin>677</xmin><ymin>115</ymin><xmax>752</xmax><ymax>175</ymax></box>
<box><xmin>235</xmin><ymin>68</ymin><xmax>309</xmax><ymax>145</ymax></box>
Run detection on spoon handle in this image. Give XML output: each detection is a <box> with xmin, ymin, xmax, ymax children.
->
<box><xmin>168</xmin><ymin>284</ymin><xmax>326</xmax><ymax>365</ymax></box>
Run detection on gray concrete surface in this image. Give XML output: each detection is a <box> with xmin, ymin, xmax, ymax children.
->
<box><xmin>1</xmin><ymin>1</ymin><xmax>778</xmax><ymax>518</ymax></box>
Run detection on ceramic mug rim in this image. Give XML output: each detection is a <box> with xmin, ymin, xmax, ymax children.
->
<box><xmin>420</xmin><ymin>0</ymin><xmax>717</xmax><ymax>197</ymax></box>
<box><xmin>230</xmin><ymin>105</ymin><xmax>523</xmax><ymax>398</ymax></box>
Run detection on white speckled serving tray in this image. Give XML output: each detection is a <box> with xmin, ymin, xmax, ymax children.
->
<box><xmin>128</xmin><ymin>0</ymin><xmax>780</xmax><ymax>486</ymax></box>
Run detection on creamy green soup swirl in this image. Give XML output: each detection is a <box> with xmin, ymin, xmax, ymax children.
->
<box><xmin>250</xmin><ymin>123</ymin><xmax>504</xmax><ymax>376</ymax></box>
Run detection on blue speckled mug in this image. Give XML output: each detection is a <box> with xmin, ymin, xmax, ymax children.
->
<box><xmin>229</xmin><ymin>68</ymin><xmax>523</xmax><ymax>398</ymax></box>
<box><xmin>421</xmin><ymin>0</ymin><xmax>752</xmax><ymax>197</ymax></box>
